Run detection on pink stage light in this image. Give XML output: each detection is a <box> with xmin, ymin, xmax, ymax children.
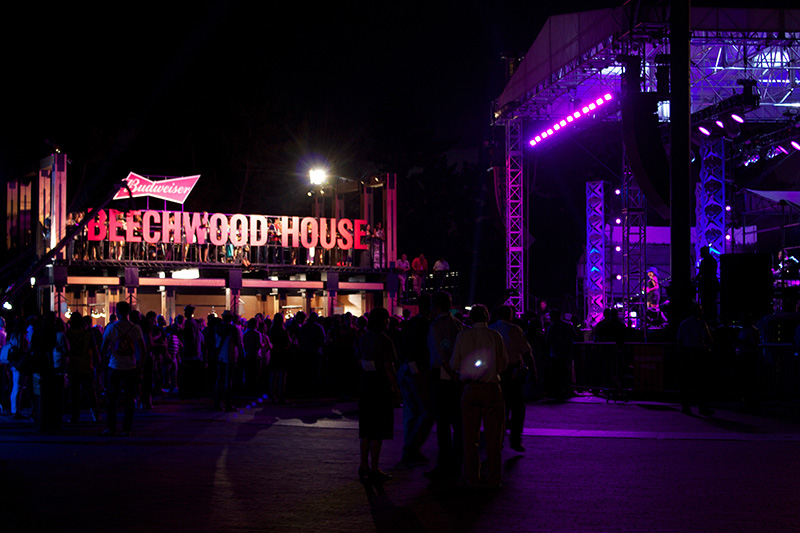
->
<box><xmin>698</xmin><ymin>126</ymin><xmax>711</xmax><ymax>136</ymax></box>
<box><xmin>615</xmin><ymin>218</ymin><xmax>621</xmax><ymax>224</ymax></box>
<box><xmin>792</xmin><ymin>141</ymin><xmax>800</xmax><ymax>150</ymax></box>
<box><xmin>715</xmin><ymin>120</ymin><xmax>725</xmax><ymax>128</ymax></box>
<box><xmin>527</xmin><ymin>93</ymin><xmax>615</xmax><ymax>148</ymax></box>
<box><xmin>614</xmin><ymin>188</ymin><xmax>621</xmax><ymax>195</ymax></box>
<box><xmin>731</xmin><ymin>113</ymin><xmax>744</xmax><ymax>123</ymax></box>
<box><xmin>778</xmin><ymin>145</ymin><xmax>789</xmax><ymax>154</ymax></box>
<box><xmin>725</xmin><ymin>205</ymin><xmax>731</xmax><ymax>211</ymax></box>
<box><xmin>615</xmin><ymin>246</ymin><xmax>621</xmax><ymax>252</ymax></box>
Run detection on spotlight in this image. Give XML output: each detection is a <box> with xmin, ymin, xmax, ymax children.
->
<box><xmin>615</xmin><ymin>218</ymin><xmax>622</xmax><ymax>224</ymax></box>
<box><xmin>698</xmin><ymin>126</ymin><xmax>711</xmax><ymax>136</ymax></box>
<box><xmin>615</xmin><ymin>274</ymin><xmax>622</xmax><ymax>281</ymax></box>
<box><xmin>792</xmin><ymin>141</ymin><xmax>800</xmax><ymax>150</ymax></box>
<box><xmin>725</xmin><ymin>205</ymin><xmax>731</xmax><ymax>212</ymax></box>
<box><xmin>2</xmin><ymin>302</ymin><xmax>11</xmax><ymax>310</ymax></box>
<box><xmin>614</xmin><ymin>189</ymin><xmax>621</xmax><ymax>195</ymax></box>
<box><xmin>715</xmin><ymin>120</ymin><xmax>725</xmax><ymax>129</ymax></box>
<box><xmin>615</xmin><ymin>246</ymin><xmax>621</xmax><ymax>252</ymax></box>
<box><xmin>725</xmin><ymin>234</ymin><xmax>732</xmax><ymax>240</ymax></box>
<box><xmin>731</xmin><ymin>113</ymin><xmax>744</xmax><ymax>123</ymax></box>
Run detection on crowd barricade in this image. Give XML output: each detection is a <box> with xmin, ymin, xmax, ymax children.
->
<box><xmin>574</xmin><ymin>341</ymin><xmax>799</xmax><ymax>398</ymax></box>
<box><xmin>758</xmin><ymin>343</ymin><xmax>800</xmax><ymax>399</ymax></box>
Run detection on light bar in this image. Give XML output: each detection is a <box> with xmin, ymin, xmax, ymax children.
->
<box><xmin>792</xmin><ymin>141</ymin><xmax>800</xmax><ymax>151</ymax></box>
<box><xmin>529</xmin><ymin>93</ymin><xmax>614</xmax><ymax>147</ymax></box>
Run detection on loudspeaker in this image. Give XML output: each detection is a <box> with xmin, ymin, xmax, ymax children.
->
<box><xmin>719</xmin><ymin>253</ymin><xmax>772</xmax><ymax>322</ymax></box>
<box><xmin>621</xmin><ymin>92</ymin><xmax>671</xmax><ymax>219</ymax></box>
<box><xmin>123</xmin><ymin>267</ymin><xmax>139</xmax><ymax>287</ymax></box>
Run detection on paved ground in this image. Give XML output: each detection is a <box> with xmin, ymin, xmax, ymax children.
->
<box><xmin>2</xmin><ymin>393</ymin><xmax>799</xmax><ymax>532</ymax></box>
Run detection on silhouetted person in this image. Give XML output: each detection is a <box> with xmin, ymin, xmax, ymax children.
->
<box><xmin>545</xmin><ymin>309</ymin><xmax>578</xmax><ymax>398</ymax></box>
<box><xmin>490</xmin><ymin>305</ymin><xmax>534</xmax><ymax>453</ymax></box>
<box><xmin>425</xmin><ymin>290</ymin><xmax>463</xmax><ymax>479</ymax></box>
<box><xmin>697</xmin><ymin>246</ymin><xmax>718</xmax><ymax>325</ymax></box>
<box><xmin>677</xmin><ymin>304</ymin><xmax>714</xmax><ymax>416</ymax></box>
<box><xmin>357</xmin><ymin>307</ymin><xmax>400</xmax><ymax>483</ymax></box>
<box><xmin>100</xmin><ymin>301</ymin><xmax>145</xmax><ymax>436</ymax></box>
<box><xmin>397</xmin><ymin>293</ymin><xmax>433</xmax><ymax>466</ymax></box>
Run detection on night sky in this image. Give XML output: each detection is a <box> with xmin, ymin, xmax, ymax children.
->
<box><xmin>9</xmin><ymin>1</ymin><xmax>790</xmax><ymax>309</ymax></box>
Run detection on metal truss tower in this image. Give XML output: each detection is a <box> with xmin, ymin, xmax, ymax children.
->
<box><xmin>622</xmin><ymin>159</ymin><xmax>647</xmax><ymax>329</ymax></box>
<box><xmin>696</xmin><ymin>140</ymin><xmax>727</xmax><ymax>270</ymax></box>
<box><xmin>505</xmin><ymin>118</ymin><xmax>525</xmax><ymax>315</ymax></box>
<box><xmin>585</xmin><ymin>181</ymin><xmax>607</xmax><ymax>327</ymax></box>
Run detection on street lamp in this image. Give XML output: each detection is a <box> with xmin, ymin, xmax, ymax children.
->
<box><xmin>309</xmin><ymin>168</ymin><xmax>327</xmax><ymax>185</ymax></box>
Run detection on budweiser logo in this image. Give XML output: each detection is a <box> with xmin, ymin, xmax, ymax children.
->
<box><xmin>114</xmin><ymin>172</ymin><xmax>200</xmax><ymax>204</ymax></box>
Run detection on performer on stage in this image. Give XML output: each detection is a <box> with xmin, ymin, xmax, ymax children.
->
<box><xmin>774</xmin><ymin>249</ymin><xmax>800</xmax><ymax>279</ymax></box>
<box><xmin>644</xmin><ymin>270</ymin><xmax>667</xmax><ymax>326</ymax></box>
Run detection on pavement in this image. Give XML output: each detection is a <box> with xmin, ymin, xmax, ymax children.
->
<box><xmin>2</xmin><ymin>392</ymin><xmax>799</xmax><ymax>532</ymax></box>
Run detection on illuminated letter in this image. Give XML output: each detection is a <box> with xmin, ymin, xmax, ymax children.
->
<box><xmin>209</xmin><ymin>213</ymin><xmax>228</xmax><ymax>246</ymax></box>
<box><xmin>108</xmin><ymin>210</ymin><xmax>124</xmax><ymax>242</ymax></box>
<box><xmin>230</xmin><ymin>214</ymin><xmax>248</xmax><ymax>247</ymax></box>
<box><xmin>126</xmin><ymin>211</ymin><xmax>142</xmax><ymax>243</ymax></box>
<box><xmin>281</xmin><ymin>216</ymin><xmax>300</xmax><ymax>248</ymax></box>
<box><xmin>87</xmin><ymin>209</ymin><xmax>107</xmax><ymax>241</ymax></box>
<box><xmin>183</xmin><ymin>212</ymin><xmax>206</xmax><ymax>245</ymax></box>
<box><xmin>142</xmin><ymin>210</ymin><xmax>160</xmax><ymax>243</ymax></box>
<box><xmin>320</xmin><ymin>218</ymin><xmax>337</xmax><ymax>250</ymax></box>
<box><xmin>162</xmin><ymin>211</ymin><xmax>181</xmax><ymax>244</ymax></box>
<box><xmin>354</xmin><ymin>219</ymin><xmax>368</xmax><ymax>250</ymax></box>
<box><xmin>336</xmin><ymin>218</ymin><xmax>353</xmax><ymax>250</ymax></box>
<box><xmin>249</xmin><ymin>215</ymin><xmax>268</xmax><ymax>246</ymax></box>
<box><xmin>300</xmin><ymin>217</ymin><xmax>318</xmax><ymax>249</ymax></box>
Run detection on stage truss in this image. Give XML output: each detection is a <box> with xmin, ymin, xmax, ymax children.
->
<box><xmin>496</xmin><ymin>5</ymin><xmax>800</xmax><ymax>319</ymax></box>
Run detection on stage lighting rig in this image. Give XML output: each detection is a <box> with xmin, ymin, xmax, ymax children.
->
<box><xmin>692</xmin><ymin>81</ymin><xmax>761</xmax><ymax>138</ymax></box>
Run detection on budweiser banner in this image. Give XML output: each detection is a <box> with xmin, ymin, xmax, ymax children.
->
<box><xmin>113</xmin><ymin>172</ymin><xmax>200</xmax><ymax>204</ymax></box>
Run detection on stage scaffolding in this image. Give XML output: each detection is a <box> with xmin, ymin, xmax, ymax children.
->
<box><xmin>496</xmin><ymin>5</ymin><xmax>800</xmax><ymax>325</ymax></box>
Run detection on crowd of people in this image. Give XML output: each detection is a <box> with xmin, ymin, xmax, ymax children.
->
<box><xmin>2</xmin><ymin>289</ymin><xmax>771</xmax><ymax>488</ymax></box>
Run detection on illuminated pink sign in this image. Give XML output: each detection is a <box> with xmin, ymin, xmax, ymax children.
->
<box><xmin>87</xmin><ymin>210</ymin><xmax>368</xmax><ymax>251</ymax></box>
<box><xmin>113</xmin><ymin>173</ymin><xmax>200</xmax><ymax>204</ymax></box>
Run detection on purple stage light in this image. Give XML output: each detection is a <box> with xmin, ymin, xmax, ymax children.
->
<box><xmin>615</xmin><ymin>218</ymin><xmax>621</xmax><ymax>224</ymax></box>
<box><xmin>567</xmin><ymin>116</ymin><xmax>574</xmax><ymax>123</ymax></box>
<box><xmin>778</xmin><ymin>145</ymin><xmax>789</xmax><ymax>154</ymax></box>
<box><xmin>725</xmin><ymin>234</ymin><xmax>731</xmax><ymax>240</ymax></box>
<box><xmin>547</xmin><ymin>128</ymin><xmax>553</xmax><ymax>135</ymax></box>
<box><xmin>535</xmin><ymin>135</ymin><xmax>541</xmax><ymax>142</ymax></box>
<box><xmin>541</xmin><ymin>132</ymin><xmax>548</xmax><ymax>138</ymax></box>
<box><xmin>560</xmin><ymin>120</ymin><xmax>567</xmax><ymax>127</ymax></box>
<box><xmin>615</xmin><ymin>274</ymin><xmax>622</xmax><ymax>280</ymax></box>
<box><xmin>614</xmin><ymin>188</ymin><xmax>621</xmax><ymax>195</ymax></box>
<box><xmin>715</xmin><ymin>120</ymin><xmax>725</xmax><ymax>128</ymax></box>
<box><xmin>588</xmin><ymin>103</ymin><xmax>596</xmax><ymax>110</ymax></box>
<box><xmin>604</xmin><ymin>93</ymin><xmax>612</xmax><ymax>101</ymax></box>
<box><xmin>527</xmin><ymin>93</ymin><xmax>615</xmax><ymax>148</ymax></box>
<box><xmin>615</xmin><ymin>246</ymin><xmax>621</xmax><ymax>252</ymax></box>
<box><xmin>698</xmin><ymin>126</ymin><xmax>711</xmax><ymax>136</ymax></box>
<box><xmin>554</xmin><ymin>124</ymin><xmax>561</xmax><ymax>131</ymax></box>
<box><xmin>573</xmin><ymin>111</ymin><xmax>581</xmax><ymax>118</ymax></box>
<box><xmin>582</xmin><ymin>106</ymin><xmax>589</xmax><ymax>114</ymax></box>
<box><xmin>530</xmin><ymin>140</ymin><xmax>536</xmax><ymax>146</ymax></box>
<box><xmin>596</xmin><ymin>98</ymin><xmax>604</xmax><ymax>105</ymax></box>
<box><xmin>792</xmin><ymin>141</ymin><xmax>800</xmax><ymax>150</ymax></box>
<box><xmin>731</xmin><ymin>113</ymin><xmax>744</xmax><ymax>123</ymax></box>
<box><xmin>725</xmin><ymin>205</ymin><xmax>731</xmax><ymax>211</ymax></box>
